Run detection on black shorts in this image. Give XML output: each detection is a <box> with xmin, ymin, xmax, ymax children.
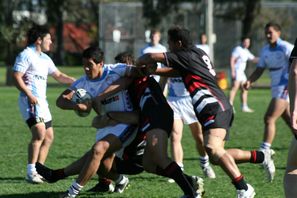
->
<box><xmin>26</xmin><ymin>118</ymin><xmax>52</xmax><ymax>129</ymax></box>
<box><xmin>202</xmin><ymin>108</ymin><xmax>233</xmax><ymax>131</ymax></box>
<box><xmin>115</xmin><ymin>133</ymin><xmax>146</xmax><ymax>175</ymax></box>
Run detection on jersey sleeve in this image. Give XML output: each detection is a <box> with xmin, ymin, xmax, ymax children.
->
<box><xmin>46</xmin><ymin>55</ymin><xmax>58</xmax><ymax>75</ymax></box>
<box><xmin>13</xmin><ymin>52</ymin><xmax>30</xmax><ymax>73</ymax></box>
<box><xmin>231</xmin><ymin>47</ymin><xmax>240</xmax><ymax>58</ymax></box>
<box><xmin>70</xmin><ymin>76</ymin><xmax>85</xmax><ymax>90</ymax></box>
<box><xmin>110</xmin><ymin>63</ymin><xmax>128</xmax><ymax>77</ymax></box>
<box><xmin>247</xmin><ymin>50</ymin><xmax>255</xmax><ymax>61</ymax></box>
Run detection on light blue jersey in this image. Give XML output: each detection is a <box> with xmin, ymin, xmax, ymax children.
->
<box><xmin>258</xmin><ymin>38</ymin><xmax>294</xmax><ymax>87</ymax></box>
<box><xmin>70</xmin><ymin>63</ymin><xmax>133</xmax><ymax>114</ymax></box>
<box><xmin>13</xmin><ymin>45</ymin><xmax>57</xmax><ymax>99</ymax></box>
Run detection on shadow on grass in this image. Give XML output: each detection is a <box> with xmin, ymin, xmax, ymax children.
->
<box><xmin>1</xmin><ymin>192</ymin><xmax>62</xmax><ymax>198</ymax></box>
<box><xmin>0</xmin><ymin>176</ymin><xmax>25</xmax><ymax>183</ymax></box>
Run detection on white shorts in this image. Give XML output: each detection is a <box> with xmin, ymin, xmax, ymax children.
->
<box><xmin>167</xmin><ymin>96</ymin><xmax>198</xmax><ymax>125</ymax></box>
<box><xmin>235</xmin><ymin>69</ymin><xmax>247</xmax><ymax>82</ymax></box>
<box><xmin>271</xmin><ymin>85</ymin><xmax>289</xmax><ymax>101</ymax></box>
<box><xmin>18</xmin><ymin>94</ymin><xmax>52</xmax><ymax>123</ymax></box>
<box><xmin>96</xmin><ymin>124</ymin><xmax>138</xmax><ymax>157</ymax></box>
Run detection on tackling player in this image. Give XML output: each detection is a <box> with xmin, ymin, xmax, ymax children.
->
<box><xmin>136</xmin><ymin>26</ymin><xmax>275</xmax><ymax>198</ymax></box>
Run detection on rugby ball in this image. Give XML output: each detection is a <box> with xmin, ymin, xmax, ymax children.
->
<box><xmin>71</xmin><ymin>88</ymin><xmax>92</xmax><ymax>117</ymax></box>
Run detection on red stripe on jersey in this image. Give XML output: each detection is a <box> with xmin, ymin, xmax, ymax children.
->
<box><xmin>205</xmin><ymin>115</ymin><xmax>215</xmax><ymax>122</ymax></box>
<box><xmin>184</xmin><ymin>73</ymin><xmax>207</xmax><ymax>93</ymax></box>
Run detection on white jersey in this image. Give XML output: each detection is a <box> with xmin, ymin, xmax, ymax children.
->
<box><xmin>258</xmin><ymin>38</ymin><xmax>294</xmax><ymax>87</ymax></box>
<box><xmin>141</xmin><ymin>43</ymin><xmax>167</xmax><ymax>82</ymax></box>
<box><xmin>196</xmin><ymin>44</ymin><xmax>210</xmax><ymax>55</ymax></box>
<box><xmin>167</xmin><ymin>77</ymin><xmax>189</xmax><ymax>97</ymax></box>
<box><xmin>232</xmin><ymin>45</ymin><xmax>255</xmax><ymax>71</ymax></box>
<box><xmin>70</xmin><ymin>63</ymin><xmax>133</xmax><ymax>114</ymax></box>
<box><xmin>13</xmin><ymin>45</ymin><xmax>57</xmax><ymax>99</ymax></box>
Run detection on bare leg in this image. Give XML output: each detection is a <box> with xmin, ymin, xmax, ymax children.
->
<box><xmin>263</xmin><ymin>98</ymin><xmax>288</xmax><ymax>145</ymax></box>
<box><xmin>38</xmin><ymin>127</ymin><xmax>54</xmax><ymax>164</ymax></box>
<box><xmin>28</xmin><ymin>123</ymin><xmax>47</xmax><ymax>164</ymax></box>
<box><xmin>170</xmin><ymin>119</ymin><xmax>184</xmax><ymax>166</ymax></box>
<box><xmin>284</xmin><ymin>138</ymin><xmax>297</xmax><ymax>198</ymax></box>
<box><xmin>229</xmin><ymin>81</ymin><xmax>240</xmax><ymax>106</ymax></box>
<box><xmin>189</xmin><ymin>122</ymin><xmax>205</xmax><ymax>157</ymax></box>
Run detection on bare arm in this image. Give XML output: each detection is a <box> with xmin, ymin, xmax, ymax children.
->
<box><xmin>13</xmin><ymin>71</ymin><xmax>38</xmax><ymax>105</ymax></box>
<box><xmin>289</xmin><ymin>59</ymin><xmax>297</xmax><ymax>135</ymax></box>
<box><xmin>230</xmin><ymin>56</ymin><xmax>236</xmax><ymax>81</ymax></box>
<box><xmin>52</xmin><ymin>70</ymin><xmax>76</xmax><ymax>85</ymax></box>
<box><xmin>56</xmin><ymin>89</ymin><xmax>90</xmax><ymax>112</ymax></box>
<box><xmin>136</xmin><ymin>53</ymin><xmax>166</xmax><ymax>66</ymax></box>
<box><xmin>243</xmin><ymin>67</ymin><xmax>265</xmax><ymax>90</ymax></box>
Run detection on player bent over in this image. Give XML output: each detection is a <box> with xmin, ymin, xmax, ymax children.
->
<box><xmin>136</xmin><ymin>26</ymin><xmax>275</xmax><ymax>198</ymax></box>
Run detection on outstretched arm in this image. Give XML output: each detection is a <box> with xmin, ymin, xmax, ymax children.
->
<box><xmin>243</xmin><ymin>67</ymin><xmax>265</xmax><ymax>90</ymax></box>
<box><xmin>52</xmin><ymin>70</ymin><xmax>76</xmax><ymax>85</ymax></box>
<box><xmin>56</xmin><ymin>89</ymin><xmax>91</xmax><ymax>112</ymax></box>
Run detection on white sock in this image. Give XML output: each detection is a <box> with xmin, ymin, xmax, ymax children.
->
<box><xmin>177</xmin><ymin>162</ymin><xmax>184</xmax><ymax>171</ymax></box>
<box><xmin>260</xmin><ymin>142</ymin><xmax>271</xmax><ymax>150</ymax></box>
<box><xmin>199</xmin><ymin>155</ymin><xmax>210</xmax><ymax>168</ymax></box>
<box><xmin>27</xmin><ymin>164</ymin><xmax>36</xmax><ymax>174</ymax></box>
<box><xmin>68</xmin><ymin>181</ymin><xmax>83</xmax><ymax>197</ymax></box>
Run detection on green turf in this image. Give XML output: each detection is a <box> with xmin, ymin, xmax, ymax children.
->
<box><xmin>0</xmin><ymin>83</ymin><xmax>291</xmax><ymax>198</ymax></box>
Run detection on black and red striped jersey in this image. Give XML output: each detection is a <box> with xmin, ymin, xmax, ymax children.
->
<box><xmin>289</xmin><ymin>38</ymin><xmax>297</xmax><ymax>64</ymax></box>
<box><xmin>164</xmin><ymin>46</ymin><xmax>231</xmax><ymax>125</ymax></box>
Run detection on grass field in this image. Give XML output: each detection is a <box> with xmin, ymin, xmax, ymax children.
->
<box><xmin>0</xmin><ymin>69</ymin><xmax>292</xmax><ymax>198</ymax></box>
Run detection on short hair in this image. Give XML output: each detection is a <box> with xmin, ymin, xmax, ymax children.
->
<box><xmin>265</xmin><ymin>22</ymin><xmax>281</xmax><ymax>32</ymax></box>
<box><xmin>114</xmin><ymin>52</ymin><xmax>135</xmax><ymax>64</ymax></box>
<box><xmin>168</xmin><ymin>26</ymin><xmax>193</xmax><ymax>48</ymax></box>
<box><xmin>27</xmin><ymin>24</ymin><xmax>50</xmax><ymax>45</ymax></box>
<box><xmin>241</xmin><ymin>36</ymin><xmax>250</xmax><ymax>42</ymax></box>
<box><xmin>82</xmin><ymin>46</ymin><xmax>104</xmax><ymax>64</ymax></box>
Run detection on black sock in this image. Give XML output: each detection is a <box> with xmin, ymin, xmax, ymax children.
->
<box><xmin>250</xmin><ymin>150</ymin><xmax>264</xmax><ymax>163</ymax></box>
<box><xmin>232</xmin><ymin>175</ymin><xmax>248</xmax><ymax>190</ymax></box>
<box><xmin>52</xmin><ymin>169</ymin><xmax>66</xmax><ymax>181</ymax></box>
<box><xmin>156</xmin><ymin>162</ymin><xmax>195</xmax><ymax>196</ymax></box>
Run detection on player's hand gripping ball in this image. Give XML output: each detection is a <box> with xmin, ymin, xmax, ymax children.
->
<box><xmin>71</xmin><ymin>88</ymin><xmax>92</xmax><ymax>117</ymax></box>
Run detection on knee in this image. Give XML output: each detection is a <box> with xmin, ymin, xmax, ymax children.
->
<box><xmin>92</xmin><ymin>141</ymin><xmax>109</xmax><ymax>159</ymax></box>
<box><xmin>204</xmin><ymin>144</ymin><xmax>226</xmax><ymax>165</ymax></box>
<box><xmin>264</xmin><ymin>115</ymin><xmax>276</xmax><ymax>125</ymax></box>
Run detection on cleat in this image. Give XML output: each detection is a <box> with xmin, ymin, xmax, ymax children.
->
<box><xmin>180</xmin><ymin>192</ymin><xmax>201</xmax><ymax>198</ymax></box>
<box><xmin>202</xmin><ymin>165</ymin><xmax>216</xmax><ymax>179</ymax></box>
<box><xmin>114</xmin><ymin>175</ymin><xmax>129</xmax><ymax>193</ymax></box>
<box><xmin>35</xmin><ymin>162</ymin><xmax>59</xmax><ymax>183</ymax></box>
<box><xmin>168</xmin><ymin>178</ymin><xmax>175</xmax><ymax>183</ymax></box>
<box><xmin>262</xmin><ymin>149</ymin><xmax>276</xmax><ymax>182</ymax></box>
<box><xmin>60</xmin><ymin>191</ymin><xmax>76</xmax><ymax>198</ymax></box>
<box><xmin>187</xmin><ymin>175</ymin><xmax>205</xmax><ymax>196</ymax></box>
<box><xmin>236</xmin><ymin>184</ymin><xmax>256</xmax><ymax>198</ymax></box>
<box><xmin>242</xmin><ymin>107</ymin><xmax>254</xmax><ymax>113</ymax></box>
<box><xmin>26</xmin><ymin>172</ymin><xmax>44</xmax><ymax>184</ymax></box>
<box><xmin>87</xmin><ymin>180</ymin><xmax>114</xmax><ymax>193</ymax></box>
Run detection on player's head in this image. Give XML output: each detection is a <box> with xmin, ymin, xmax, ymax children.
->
<box><xmin>150</xmin><ymin>29</ymin><xmax>161</xmax><ymax>46</ymax></box>
<box><xmin>27</xmin><ymin>24</ymin><xmax>52</xmax><ymax>52</ymax></box>
<box><xmin>167</xmin><ymin>26</ymin><xmax>193</xmax><ymax>52</ymax></box>
<box><xmin>264</xmin><ymin>22</ymin><xmax>281</xmax><ymax>45</ymax></box>
<box><xmin>114</xmin><ymin>52</ymin><xmax>135</xmax><ymax>65</ymax></box>
<box><xmin>199</xmin><ymin>33</ymin><xmax>207</xmax><ymax>44</ymax></box>
<box><xmin>241</xmin><ymin>36</ymin><xmax>251</xmax><ymax>49</ymax></box>
<box><xmin>82</xmin><ymin>46</ymin><xmax>104</xmax><ymax>79</ymax></box>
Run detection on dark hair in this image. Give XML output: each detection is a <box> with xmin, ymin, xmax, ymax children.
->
<box><xmin>168</xmin><ymin>26</ymin><xmax>193</xmax><ymax>48</ymax></box>
<box><xmin>265</xmin><ymin>22</ymin><xmax>281</xmax><ymax>32</ymax></box>
<box><xmin>82</xmin><ymin>46</ymin><xmax>104</xmax><ymax>64</ymax></box>
<box><xmin>114</xmin><ymin>52</ymin><xmax>135</xmax><ymax>64</ymax></box>
<box><xmin>241</xmin><ymin>36</ymin><xmax>250</xmax><ymax>42</ymax></box>
<box><xmin>27</xmin><ymin>24</ymin><xmax>50</xmax><ymax>45</ymax></box>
